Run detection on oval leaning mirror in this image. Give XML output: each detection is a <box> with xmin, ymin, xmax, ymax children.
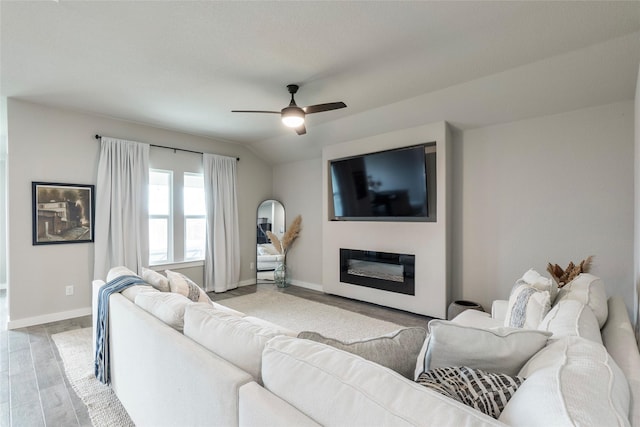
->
<box><xmin>256</xmin><ymin>199</ymin><xmax>285</xmax><ymax>284</ymax></box>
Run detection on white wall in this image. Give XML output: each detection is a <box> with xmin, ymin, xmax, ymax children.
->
<box><xmin>6</xmin><ymin>99</ymin><xmax>272</xmax><ymax>328</ymax></box>
<box><xmin>0</xmin><ymin>98</ymin><xmax>7</xmax><ymax>290</ymax></box>
<box><xmin>322</xmin><ymin>122</ymin><xmax>450</xmax><ymax>318</ymax></box>
<box><xmin>453</xmin><ymin>101</ymin><xmax>634</xmax><ymax>314</ymax></box>
<box><xmin>634</xmin><ymin>65</ymin><xmax>639</xmax><ymax>340</ymax></box>
<box><xmin>273</xmin><ymin>158</ymin><xmax>323</xmax><ymax>290</ymax></box>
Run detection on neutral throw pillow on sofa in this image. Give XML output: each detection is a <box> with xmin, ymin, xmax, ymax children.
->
<box><xmin>141</xmin><ymin>267</ymin><xmax>170</xmax><ymax>292</ymax></box>
<box><xmin>504</xmin><ymin>284</ymin><xmax>551</xmax><ymax>329</ymax></box>
<box><xmin>165</xmin><ymin>270</ymin><xmax>210</xmax><ymax>303</ymax></box>
<box><xmin>516</xmin><ymin>269</ymin><xmax>558</xmax><ymax>303</ymax></box>
<box><xmin>423</xmin><ymin>320</ymin><xmax>551</xmax><ymax>376</ymax></box>
<box><xmin>134</xmin><ymin>292</ymin><xmax>193</xmax><ymax>331</ymax></box>
<box><xmin>554</xmin><ymin>273</ymin><xmax>608</xmax><ymax>328</ymax></box>
<box><xmin>416</xmin><ymin>366</ymin><xmax>525</xmax><ymax>419</ymax></box>
<box><xmin>298</xmin><ymin>327</ymin><xmax>427</xmax><ymax>380</ymax></box>
<box><xmin>538</xmin><ymin>299</ymin><xmax>602</xmax><ymax>344</ymax></box>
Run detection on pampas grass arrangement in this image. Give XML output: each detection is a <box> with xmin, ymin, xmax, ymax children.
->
<box><xmin>547</xmin><ymin>255</ymin><xmax>594</xmax><ymax>287</ymax></box>
<box><xmin>267</xmin><ymin>214</ymin><xmax>302</xmax><ymax>256</ymax></box>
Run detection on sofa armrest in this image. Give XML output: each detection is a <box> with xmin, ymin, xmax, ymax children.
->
<box><xmin>601</xmin><ymin>297</ymin><xmax>640</xmax><ymax>427</ymax></box>
<box><xmin>491</xmin><ymin>300</ymin><xmax>509</xmax><ymax>321</ymax></box>
<box><xmin>239</xmin><ymin>382</ymin><xmax>321</xmax><ymax>427</ymax></box>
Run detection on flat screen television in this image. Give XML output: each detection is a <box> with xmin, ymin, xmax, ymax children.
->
<box><xmin>329</xmin><ymin>143</ymin><xmax>436</xmax><ymax>222</ymax></box>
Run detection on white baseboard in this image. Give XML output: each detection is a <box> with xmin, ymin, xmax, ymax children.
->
<box><xmin>238</xmin><ymin>278</ymin><xmax>256</xmax><ymax>287</ymax></box>
<box><xmin>289</xmin><ymin>279</ymin><xmax>324</xmax><ymax>292</ymax></box>
<box><xmin>7</xmin><ymin>307</ymin><xmax>92</xmax><ymax>330</ymax></box>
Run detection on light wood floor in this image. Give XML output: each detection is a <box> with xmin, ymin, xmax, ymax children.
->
<box><xmin>0</xmin><ymin>284</ymin><xmax>433</xmax><ymax>426</ymax></box>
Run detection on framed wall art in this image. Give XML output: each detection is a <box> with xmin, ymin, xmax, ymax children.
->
<box><xmin>32</xmin><ymin>182</ymin><xmax>95</xmax><ymax>245</ymax></box>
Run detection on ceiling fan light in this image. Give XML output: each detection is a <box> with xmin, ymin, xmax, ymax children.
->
<box><xmin>281</xmin><ymin>107</ymin><xmax>305</xmax><ymax>128</ymax></box>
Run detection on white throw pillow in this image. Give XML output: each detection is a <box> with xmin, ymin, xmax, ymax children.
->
<box><xmin>555</xmin><ymin>273</ymin><xmax>608</xmax><ymax>328</ymax></box>
<box><xmin>106</xmin><ymin>266</ymin><xmax>139</xmax><ymax>282</ymax></box>
<box><xmin>134</xmin><ymin>292</ymin><xmax>193</xmax><ymax>331</ymax></box>
<box><xmin>183</xmin><ymin>304</ymin><xmax>295</xmax><ymax>383</ymax></box>
<box><xmin>165</xmin><ymin>270</ymin><xmax>210</xmax><ymax>303</ymax></box>
<box><xmin>519</xmin><ymin>269</ymin><xmax>558</xmax><ymax>303</ymax></box>
<box><xmin>504</xmin><ymin>285</ymin><xmax>551</xmax><ymax>329</ymax></box>
<box><xmin>422</xmin><ymin>320</ymin><xmax>551</xmax><ymax>377</ymax></box>
<box><xmin>141</xmin><ymin>267</ymin><xmax>170</xmax><ymax>292</ymax></box>
<box><xmin>499</xmin><ymin>336</ymin><xmax>630</xmax><ymax>426</ymax></box>
<box><xmin>538</xmin><ymin>299</ymin><xmax>602</xmax><ymax>344</ymax></box>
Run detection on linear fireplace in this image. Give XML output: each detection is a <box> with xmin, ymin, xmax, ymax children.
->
<box><xmin>339</xmin><ymin>249</ymin><xmax>415</xmax><ymax>295</ymax></box>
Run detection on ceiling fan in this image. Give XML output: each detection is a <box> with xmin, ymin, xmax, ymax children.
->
<box><xmin>232</xmin><ymin>84</ymin><xmax>347</xmax><ymax>135</ymax></box>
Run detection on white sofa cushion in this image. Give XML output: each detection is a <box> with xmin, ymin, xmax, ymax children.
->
<box><xmin>297</xmin><ymin>327</ymin><xmax>427</xmax><ymax>379</ymax></box>
<box><xmin>499</xmin><ymin>336</ymin><xmax>630</xmax><ymax>426</ymax></box>
<box><xmin>134</xmin><ymin>292</ymin><xmax>193</xmax><ymax>331</ymax></box>
<box><xmin>555</xmin><ymin>273</ymin><xmax>608</xmax><ymax>328</ymax></box>
<box><xmin>121</xmin><ymin>284</ymin><xmax>159</xmax><ymax>302</ymax></box>
<box><xmin>504</xmin><ymin>284</ymin><xmax>551</xmax><ymax>329</ymax></box>
<box><xmin>141</xmin><ymin>267</ymin><xmax>170</xmax><ymax>292</ymax></box>
<box><xmin>538</xmin><ymin>299</ymin><xmax>602</xmax><ymax>344</ymax></box>
<box><xmin>261</xmin><ymin>336</ymin><xmax>506</xmax><ymax>427</ymax></box>
<box><xmin>106</xmin><ymin>265</ymin><xmax>139</xmax><ymax>282</ymax></box>
<box><xmin>212</xmin><ymin>301</ymin><xmax>245</xmax><ymax>317</ymax></box>
<box><xmin>166</xmin><ymin>269</ymin><xmax>210</xmax><ymax>303</ymax></box>
<box><xmin>423</xmin><ymin>320</ymin><xmax>551</xmax><ymax>376</ymax></box>
<box><xmin>183</xmin><ymin>304</ymin><xmax>295</xmax><ymax>383</ymax></box>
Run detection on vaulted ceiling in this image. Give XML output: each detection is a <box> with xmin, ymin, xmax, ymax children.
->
<box><xmin>2</xmin><ymin>1</ymin><xmax>639</xmax><ymax>164</ymax></box>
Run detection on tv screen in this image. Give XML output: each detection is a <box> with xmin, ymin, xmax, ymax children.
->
<box><xmin>330</xmin><ymin>143</ymin><xmax>436</xmax><ymax>222</ymax></box>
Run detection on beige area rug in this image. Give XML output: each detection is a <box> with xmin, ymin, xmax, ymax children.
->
<box><xmin>220</xmin><ymin>288</ymin><xmax>403</xmax><ymax>341</ymax></box>
<box><xmin>51</xmin><ymin>328</ymin><xmax>134</xmax><ymax>427</ymax></box>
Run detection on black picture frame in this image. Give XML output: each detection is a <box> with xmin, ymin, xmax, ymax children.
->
<box><xmin>32</xmin><ymin>182</ymin><xmax>95</xmax><ymax>245</ymax></box>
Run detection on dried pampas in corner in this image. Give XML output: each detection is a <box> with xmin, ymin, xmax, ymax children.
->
<box><xmin>266</xmin><ymin>215</ymin><xmax>302</xmax><ymax>256</ymax></box>
<box><xmin>546</xmin><ymin>255</ymin><xmax>594</xmax><ymax>287</ymax></box>
<box><xmin>266</xmin><ymin>231</ymin><xmax>283</xmax><ymax>254</ymax></box>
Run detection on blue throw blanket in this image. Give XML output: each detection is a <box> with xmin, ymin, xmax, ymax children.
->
<box><xmin>94</xmin><ymin>275</ymin><xmax>146</xmax><ymax>384</ymax></box>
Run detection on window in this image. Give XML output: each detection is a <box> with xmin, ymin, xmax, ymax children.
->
<box><xmin>148</xmin><ymin>168</ymin><xmax>206</xmax><ymax>266</ymax></box>
<box><xmin>149</xmin><ymin>169</ymin><xmax>173</xmax><ymax>264</ymax></box>
<box><xmin>184</xmin><ymin>173</ymin><xmax>206</xmax><ymax>261</ymax></box>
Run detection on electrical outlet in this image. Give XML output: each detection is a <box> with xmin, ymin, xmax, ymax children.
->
<box><xmin>65</xmin><ymin>285</ymin><xmax>74</xmax><ymax>296</ymax></box>
<box><xmin>249</xmin><ymin>262</ymin><xmax>255</xmax><ymax>270</ymax></box>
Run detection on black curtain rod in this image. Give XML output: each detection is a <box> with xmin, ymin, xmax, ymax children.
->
<box><xmin>94</xmin><ymin>134</ymin><xmax>239</xmax><ymax>161</ymax></box>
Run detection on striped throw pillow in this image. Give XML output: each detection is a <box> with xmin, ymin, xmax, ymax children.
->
<box><xmin>416</xmin><ymin>366</ymin><xmax>525</xmax><ymax>419</ymax></box>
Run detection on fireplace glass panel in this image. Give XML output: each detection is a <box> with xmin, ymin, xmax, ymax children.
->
<box><xmin>340</xmin><ymin>249</ymin><xmax>415</xmax><ymax>295</ymax></box>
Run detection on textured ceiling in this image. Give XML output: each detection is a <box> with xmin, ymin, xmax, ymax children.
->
<box><xmin>2</xmin><ymin>1</ymin><xmax>639</xmax><ymax>164</ymax></box>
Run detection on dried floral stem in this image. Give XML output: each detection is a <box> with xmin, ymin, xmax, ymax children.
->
<box><xmin>281</xmin><ymin>215</ymin><xmax>302</xmax><ymax>254</ymax></box>
<box><xmin>266</xmin><ymin>231</ymin><xmax>282</xmax><ymax>254</ymax></box>
<box><xmin>266</xmin><ymin>215</ymin><xmax>302</xmax><ymax>256</ymax></box>
<box><xmin>546</xmin><ymin>255</ymin><xmax>594</xmax><ymax>287</ymax></box>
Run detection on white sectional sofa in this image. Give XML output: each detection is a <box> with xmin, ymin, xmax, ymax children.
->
<box><xmin>92</xmin><ymin>269</ymin><xmax>640</xmax><ymax>426</ymax></box>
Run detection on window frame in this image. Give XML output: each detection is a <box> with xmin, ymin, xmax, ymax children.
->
<box><xmin>148</xmin><ymin>168</ymin><xmax>174</xmax><ymax>265</ymax></box>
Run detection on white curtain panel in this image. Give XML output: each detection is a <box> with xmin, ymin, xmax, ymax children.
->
<box><xmin>93</xmin><ymin>137</ymin><xmax>149</xmax><ymax>280</ymax></box>
<box><xmin>203</xmin><ymin>154</ymin><xmax>240</xmax><ymax>292</ymax></box>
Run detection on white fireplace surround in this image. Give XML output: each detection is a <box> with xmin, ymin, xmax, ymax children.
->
<box><xmin>322</xmin><ymin>121</ymin><xmax>451</xmax><ymax>318</ymax></box>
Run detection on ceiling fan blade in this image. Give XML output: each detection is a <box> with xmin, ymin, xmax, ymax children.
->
<box><xmin>304</xmin><ymin>102</ymin><xmax>347</xmax><ymax>114</ymax></box>
<box><xmin>295</xmin><ymin>125</ymin><xmax>307</xmax><ymax>135</ymax></box>
<box><xmin>231</xmin><ymin>110</ymin><xmax>280</xmax><ymax>114</ymax></box>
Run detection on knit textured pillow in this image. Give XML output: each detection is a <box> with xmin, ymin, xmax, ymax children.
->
<box><xmin>416</xmin><ymin>366</ymin><xmax>525</xmax><ymax>419</ymax></box>
<box><xmin>165</xmin><ymin>270</ymin><xmax>210</xmax><ymax>303</ymax></box>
